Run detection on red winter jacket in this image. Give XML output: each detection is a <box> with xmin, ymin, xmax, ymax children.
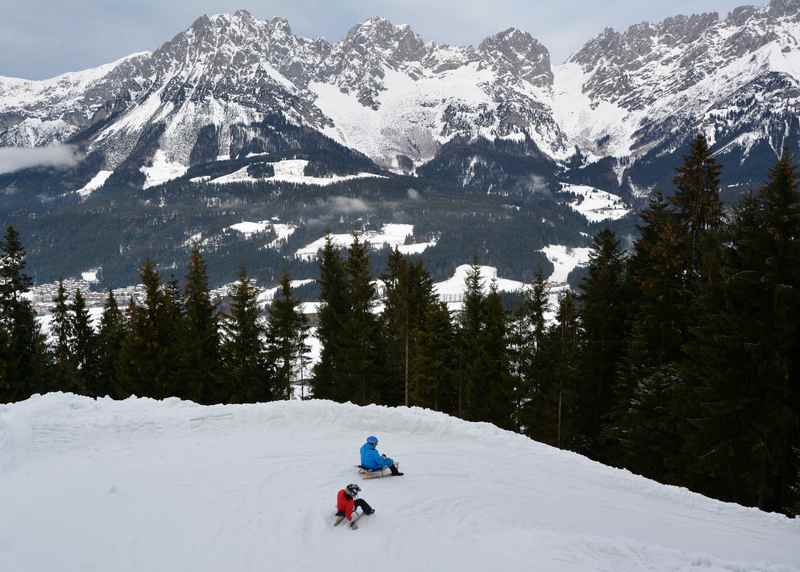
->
<box><xmin>337</xmin><ymin>489</ymin><xmax>356</xmax><ymax>520</ymax></box>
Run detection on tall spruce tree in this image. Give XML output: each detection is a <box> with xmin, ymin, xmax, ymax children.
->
<box><xmin>312</xmin><ymin>237</ymin><xmax>349</xmax><ymax>400</ymax></box>
<box><xmin>577</xmin><ymin>230</ymin><xmax>628</xmax><ymax>459</ymax></box>
<box><xmin>0</xmin><ymin>225</ymin><xmax>47</xmax><ymax>401</ymax></box>
<box><xmin>552</xmin><ymin>291</ymin><xmax>581</xmax><ymax>449</ymax></box>
<box><xmin>682</xmin><ymin>153</ymin><xmax>800</xmax><ymax>514</ymax></box>
<box><xmin>221</xmin><ymin>269</ymin><xmax>270</xmax><ymax>403</ymax></box>
<box><xmin>515</xmin><ymin>272</ymin><xmax>550</xmax><ymax>436</ymax></box>
<box><xmin>672</xmin><ymin>134</ymin><xmax>722</xmax><ymax>276</ymax></box>
<box><xmin>412</xmin><ymin>297</ymin><xmax>456</xmax><ymax>413</ymax></box>
<box><xmin>182</xmin><ymin>247</ymin><xmax>220</xmax><ymax>403</ymax></box>
<box><xmin>340</xmin><ymin>234</ymin><xmax>384</xmax><ymax>404</ymax></box>
<box><xmin>96</xmin><ymin>290</ymin><xmax>126</xmax><ymax>398</ymax></box>
<box><xmin>457</xmin><ymin>263</ymin><xmax>486</xmax><ymax>420</ymax></box>
<box><xmin>51</xmin><ymin>279</ymin><xmax>77</xmax><ymax>392</ymax></box>
<box><xmin>70</xmin><ymin>289</ymin><xmax>98</xmax><ymax>395</ymax></box>
<box><xmin>380</xmin><ymin>251</ymin><xmax>452</xmax><ymax>408</ymax></box>
<box><xmin>119</xmin><ymin>261</ymin><xmax>183</xmax><ymax>399</ymax></box>
<box><xmin>482</xmin><ymin>283</ymin><xmax>515</xmax><ymax>430</ymax></box>
<box><xmin>608</xmin><ymin>194</ymin><xmax>689</xmax><ymax>480</ymax></box>
<box><xmin>266</xmin><ymin>273</ymin><xmax>309</xmax><ymax>401</ymax></box>
<box><xmin>380</xmin><ymin>249</ymin><xmax>411</xmax><ymax>406</ymax></box>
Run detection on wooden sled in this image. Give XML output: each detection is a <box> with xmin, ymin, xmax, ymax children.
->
<box><xmin>356</xmin><ymin>462</ymin><xmax>400</xmax><ymax>479</ymax></box>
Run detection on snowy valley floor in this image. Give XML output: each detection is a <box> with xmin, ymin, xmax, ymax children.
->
<box><xmin>0</xmin><ymin>395</ymin><xmax>798</xmax><ymax>572</ymax></box>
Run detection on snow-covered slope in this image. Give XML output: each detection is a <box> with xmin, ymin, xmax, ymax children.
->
<box><xmin>0</xmin><ymin>394</ymin><xmax>796</xmax><ymax>572</ymax></box>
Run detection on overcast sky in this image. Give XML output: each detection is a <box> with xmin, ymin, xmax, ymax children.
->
<box><xmin>1</xmin><ymin>0</ymin><xmax>757</xmax><ymax>80</ymax></box>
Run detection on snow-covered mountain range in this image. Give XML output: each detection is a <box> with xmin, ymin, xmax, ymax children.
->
<box><xmin>3</xmin><ymin>1</ymin><xmax>800</xmax><ymax>287</ymax></box>
<box><xmin>3</xmin><ymin>0</ymin><xmax>800</xmax><ymax>191</ymax></box>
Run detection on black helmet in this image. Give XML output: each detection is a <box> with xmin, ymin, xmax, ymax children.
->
<box><xmin>345</xmin><ymin>483</ymin><xmax>361</xmax><ymax>497</ymax></box>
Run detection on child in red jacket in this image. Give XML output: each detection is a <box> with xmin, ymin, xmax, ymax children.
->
<box><xmin>337</xmin><ymin>484</ymin><xmax>374</xmax><ymax>525</ymax></box>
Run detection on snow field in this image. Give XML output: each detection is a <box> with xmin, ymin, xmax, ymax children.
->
<box><xmin>295</xmin><ymin>224</ymin><xmax>436</xmax><ymax>260</ymax></box>
<box><xmin>0</xmin><ymin>394</ymin><xmax>797</xmax><ymax>572</ymax></box>
<box><xmin>204</xmin><ymin>159</ymin><xmax>385</xmax><ymax>187</ymax></box>
<box><xmin>561</xmin><ymin>183</ymin><xmax>630</xmax><ymax>223</ymax></box>
<box><xmin>75</xmin><ymin>170</ymin><xmax>114</xmax><ymax>198</ymax></box>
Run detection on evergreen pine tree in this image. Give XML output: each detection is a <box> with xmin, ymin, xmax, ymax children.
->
<box><xmin>683</xmin><ymin>153</ymin><xmax>800</xmax><ymax>514</ymax></box>
<box><xmin>340</xmin><ymin>234</ymin><xmax>383</xmax><ymax>405</ymax></box>
<box><xmin>221</xmin><ymin>269</ymin><xmax>270</xmax><ymax>403</ymax></box>
<box><xmin>577</xmin><ymin>230</ymin><xmax>628</xmax><ymax>459</ymax></box>
<box><xmin>412</xmin><ymin>297</ymin><xmax>456</xmax><ymax>413</ymax></box>
<box><xmin>312</xmin><ymin>237</ymin><xmax>349</xmax><ymax>400</ymax></box>
<box><xmin>482</xmin><ymin>283</ymin><xmax>515</xmax><ymax>429</ymax></box>
<box><xmin>182</xmin><ymin>247</ymin><xmax>220</xmax><ymax>403</ymax></box>
<box><xmin>120</xmin><ymin>261</ymin><xmax>183</xmax><ymax>399</ymax></box>
<box><xmin>266</xmin><ymin>273</ymin><xmax>309</xmax><ymax>401</ymax></box>
<box><xmin>380</xmin><ymin>249</ymin><xmax>411</xmax><ymax>406</ymax></box>
<box><xmin>0</xmin><ymin>225</ymin><xmax>47</xmax><ymax>401</ymax></box>
<box><xmin>515</xmin><ymin>272</ymin><xmax>550</xmax><ymax>436</ymax></box>
<box><xmin>552</xmin><ymin>291</ymin><xmax>581</xmax><ymax>449</ymax></box>
<box><xmin>608</xmin><ymin>193</ymin><xmax>690</xmax><ymax>480</ymax></box>
<box><xmin>457</xmin><ymin>263</ymin><xmax>487</xmax><ymax>421</ymax></box>
<box><xmin>96</xmin><ymin>290</ymin><xmax>126</xmax><ymax>398</ymax></box>
<box><xmin>70</xmin><ymin>289</ymin><xmax>98</xmax><ymax>395</ymax></box>
<box><xmin>51</xmin><ymin>279</ymin><xmax>77</xmax><ymax>392</ymax></box>
<box><xmin>672</xmin><ymin>134</ymin><xmax>722</xmax><ymax>276</ymax></box>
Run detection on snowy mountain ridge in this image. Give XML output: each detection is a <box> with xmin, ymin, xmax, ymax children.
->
<box><xmin>6</xmin><ymin>0</ymin><xmax>800</xmax><ymax>191</ymax></box>
<box><xmin>0</xmin><ymin>394</ymin><xmax>797</xmax><ymax>572</ymax></box>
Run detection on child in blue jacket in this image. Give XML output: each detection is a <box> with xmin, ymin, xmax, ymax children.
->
<box><xmin>359</xmin><ymin>435</ymin><xmax>403</xmax><ymax>476</ymax></box>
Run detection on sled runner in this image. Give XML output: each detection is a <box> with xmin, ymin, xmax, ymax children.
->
<box><xmin>356</xmin><ymin>462</ymin><xmax>401</xmax><ymax>479</ymax></box>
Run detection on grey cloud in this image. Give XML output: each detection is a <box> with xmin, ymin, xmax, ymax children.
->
<box><xmin>324</xmin><ymin>196</ymin><xmax>371</xmax><ymax>214</ymax></box>
<box><xmin>0</xmin><ymin>145</ymin><xmax>81</xmax><ymax>174</ymax></box>
<box><xmin>406</xmin><ymin>188</ymin><xmax>421</xmax><ymax>200</ymax></box>
<box><xmin>527</xmin><ymin>174</ymin><xmax>552</xmax><ymax>195</ymax></box>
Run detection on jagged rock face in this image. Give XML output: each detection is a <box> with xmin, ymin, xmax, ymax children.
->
<box><xmin>0</xmin><ymin>52</ymin><xmax>152</xmax><ymax>146</ymax></box>
<box><xmin>478</xmin><ymin>28</ymin><xmax>552</xmax><ymax>88</ymax></box>
<box><xmin>568</xmin><ymin>5</ymin><xmax>800</xmax><ymax>111</ymax></box>
<box><xmin>322</xmin><ymin>17</ymin><xmax>431</xmax><ymax>108</ymax></box>
<box><xmin>558</xmin><ymin>0</ymin><xmax>800</xmax><ymax>190</ymax></box>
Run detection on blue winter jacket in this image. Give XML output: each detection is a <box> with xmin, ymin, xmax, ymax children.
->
<box><xmin>360</xmin><ymin>441</ymin><xmax>393</xmax><ymax>470</ymax></box>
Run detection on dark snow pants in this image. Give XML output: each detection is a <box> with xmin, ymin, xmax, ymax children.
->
<box><xmin>337</xmin><ymin>498</ymin><xmax>374</xmax><ymax>517</ymax></box>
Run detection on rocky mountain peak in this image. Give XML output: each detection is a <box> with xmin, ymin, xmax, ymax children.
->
<box><xmin>340</xmin><ymin>17</ymin><xmax>428</xmax><ymax>61</ymax></box>
<box><xmin>478</xmin><ymin>28</ymin><xmax>552</xmax><ymax>87</ymax></box>
<box><xmin>768</xmin><ymin>0</ymin><xmax>800</xmax><ymax>17</ymax></box>
<box><xmin>323</xmin><ymin>17</ymin><xmax>431</xmax><ymax>108</ymax></box>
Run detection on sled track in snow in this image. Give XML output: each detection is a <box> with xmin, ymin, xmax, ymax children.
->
<box><xmin>0</xmin><ymin>393</ymin><xmax>798</xmax><ymax>572</ymax></box>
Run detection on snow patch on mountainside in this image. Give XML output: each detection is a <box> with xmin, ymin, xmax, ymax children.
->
<box><xmin>433</xmin><ymin>265</ymin><xmax>526</xmax><ymax>300</ymax></box>
<box><xmin>311</xmin><ymin>64</ymin><xmax>495</xmax><ymax>168</ymax></box>
<box><xmin>227</xmin><ymin>221</ymin><xmax>272</xmax><ymax>238</ymax></box>
<box><xmin>209</xmin><ymin>160</ymin><xmax>384</xmax><ymax>186</ymax></box>
<box><xmin>561</xmin><ymin>184</ymin><xmax>630</xmax><ymax>222</ymax></box>
<box><xmin>76</xmin><ymin>170</ymin><xmax>114</xmax><ymax>198</ymax></box>
<box><xmin>256</xmin><ymin>279</ymin><xmax>316</xmax><ymax>303</ymax></box>
<box><xmin>540</xmin><ymin>244</ymin><xmax>592</xmax><ymax>285</ymax></box>
<box><xmin>551</xmin><ymin>63</ymin><xmax>638</xmax><ymax>160</ymax></box>
<box><xmin>140</xmin><ymin>150</ymin><xmax>187</xmax><ymax>189</ymax></box>
<box><xmin>296</xmin><ymin>224</ymin><xmax>434</xmax><ymax>260</ymax></box>
<box><xmin>3</xmin><ymin>395</ymin><xmax>795</xmax><ymax>572</ymax></box>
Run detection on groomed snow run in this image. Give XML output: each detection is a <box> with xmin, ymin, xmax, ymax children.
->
<box><xmin>0</xmin><ymin>394</ymin><xmax>797</xmax><ymax>572</ymax></box>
